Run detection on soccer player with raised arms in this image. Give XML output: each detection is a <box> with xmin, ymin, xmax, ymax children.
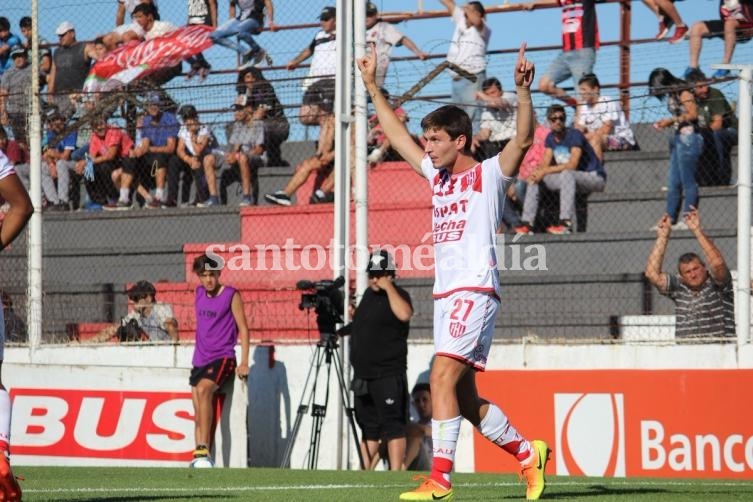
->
<box><xmin>357</xmin><ymin>43</ymin><xmax>550</xmax><ymax>500</ymax></box>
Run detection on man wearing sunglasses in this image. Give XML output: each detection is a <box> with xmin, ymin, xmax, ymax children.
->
<box><xmin>516</xmin><ymin>104</ymin><xmax>605</xmax><ymax>234</ymax></box>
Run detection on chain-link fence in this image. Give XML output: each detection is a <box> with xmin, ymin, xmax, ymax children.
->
<box><xmin>1</xmin><ymin>0</ymin><xmax>750</xmax><ymax>345</ymax></box>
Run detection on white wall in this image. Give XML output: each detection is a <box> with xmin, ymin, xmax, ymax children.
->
<box><xmin>4</xmin><ymin>340</ymin><xmax>751</xmax><ymax>470</ymax></box>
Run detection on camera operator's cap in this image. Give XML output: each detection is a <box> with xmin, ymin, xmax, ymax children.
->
<box><xmin>9</xmin><ymin>45</ymin><xmax>26</xmax><ymax>58</ymax></box>
<box><xmin>366</xmin><ymin>249</ymin><xmax>397</xmax><ymax>276</ymax></box>
<box><xmin>55</xmin><ymin>21</ymin><xmax>75</xmax><ymax>36</ymax></box>
<box><xmin>127</xmin><ymin>280</ymin><xmax>156</xmax><ymax>299</ymax></box>
<box><xmin>366</xmin><ymin>2</ymin><xmax>378</xmax><ymax>16</ymax></box>
<box><xmin>320</xmin><ymin>6</ymin><xmax>336</xmax><ymax>21</ymax></box>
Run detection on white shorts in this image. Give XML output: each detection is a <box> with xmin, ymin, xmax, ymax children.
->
<box><xmin>434</xmin><ymin>290</ymin><xmax>500</xmax><ymax>371</ymax></box>
<box><xmin>0</xmin><ymin>154</ymin><xmax>15</xmax><ymax>181</ymax></box>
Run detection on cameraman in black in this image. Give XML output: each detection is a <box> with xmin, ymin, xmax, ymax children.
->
<box><xmin>92</xmin><ymin>281</ymin><xmax>178</xmax><ymax>343</ymax></box>
<box><xmin>342</xmin><ymin>249</ymin><xmax>413</xmax><ymax>470</ymax></box>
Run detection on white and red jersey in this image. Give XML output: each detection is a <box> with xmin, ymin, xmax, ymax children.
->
<box><xmin>0</xmin><ymin>150</ymin><xmax>16</xmax><ymax>181</ymax></box>
<box><xmin>420</xmin><ymin>155</ymin><xmax>513</xmax><ymax>299</ymax></box>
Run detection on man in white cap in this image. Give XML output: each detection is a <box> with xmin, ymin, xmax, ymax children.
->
<box><xmin>47</xmin><ymin>21</ymin><xmax>97</xmax><ymax>118</ymax></box>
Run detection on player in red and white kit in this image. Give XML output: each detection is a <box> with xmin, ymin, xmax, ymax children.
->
<box><xmin>358</xmin><ymin>44</ymin><xmax>549</xmax><ymax>501</ymax></box>
<box><xmin>0</xmin><ymin>135</ymin><xmax>32</xmax><ymax>501</ymax></box>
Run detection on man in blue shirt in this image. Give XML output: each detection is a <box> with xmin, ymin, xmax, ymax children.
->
<box><xmin>517</xmin><ymin>104</ymin><xmax>606</xmax><ymax>234</ymax></box>
<box><xmin>129</xmin><ymin>92</ymin><xmax>179</xmax><ymax>207</ymax></box>
<box><xmin>0</xmin><ymin>18</ymin><xmax>22</xmax><ymax>76</ymax></box>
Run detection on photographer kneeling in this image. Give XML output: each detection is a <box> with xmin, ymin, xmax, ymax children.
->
<box><xmin>92</xmin><ymin>281</ymin><xmax>179</xmax><ymax>343</ymax></box>
<box><xmin>340</xmin><ymin>250</ymin><xmax>413</xmax><ymax>470</ymax></box>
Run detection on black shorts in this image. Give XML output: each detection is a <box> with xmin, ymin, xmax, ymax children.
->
<box><xmin>189</xmin><ymin>357</ymin><xmax>237</xmax><ymax>387</ymax></box>
<box><xmin>354</xmin><ymin>374</ymin><xmax>409</xmax><ymax>442</ymax></box>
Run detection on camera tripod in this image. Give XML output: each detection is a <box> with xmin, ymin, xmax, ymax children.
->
<box><xmin>280</xmin><ymin>332</ymin><xmax>364</xmax><ymax>469</ymax></box>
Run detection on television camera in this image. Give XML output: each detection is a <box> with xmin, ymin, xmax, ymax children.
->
<box><xmin>296</xmin><ymin>276</ymin><xmax>345</xmax><ymax>339</ymax></box>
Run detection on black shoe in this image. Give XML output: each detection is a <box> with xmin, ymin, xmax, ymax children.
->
<box><xmin>264</xmin><ymin>191</ymin><xmax>292</xmax><ymax>206</ymax></box>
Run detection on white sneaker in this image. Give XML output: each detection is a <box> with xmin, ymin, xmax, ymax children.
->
<box><xmin>367</xmin><ymin>148</ymin><xmax>384</xmax><ymax>164</ymax></box>
<box><xmin>672</xmin><ymin>221</ymin><xmax>689</xmax><ymax>231</ymax></box>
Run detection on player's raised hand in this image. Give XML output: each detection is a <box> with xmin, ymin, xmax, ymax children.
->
<box><xmin>357</xmin><ymin>43</ymin><xmax>378</xmax><ymax>87</ymax></box>
<box><xmin>514</xmin><ymin>43</ymin><xmax>535</xmax><ymax>88</ymax></box>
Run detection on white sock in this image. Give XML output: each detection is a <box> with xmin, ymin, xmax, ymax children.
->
<box><xmin>432</xmin><ymin>416</ymin><xmax>461</xmax><ymax>484</ymax></box>
<box><xmin>155</xmin><ymin>188</ymin><xmax>164</xmax><ymax>200</ymax></box>
<box><xmin>478</xmin><ymin>404</ymin><xmax>530</xmax><ymax>459</ymax></box>
<box><xmin>119</xmin><ymin>188</ymin><xmax>130</xmax><ymax>202</ymax></box>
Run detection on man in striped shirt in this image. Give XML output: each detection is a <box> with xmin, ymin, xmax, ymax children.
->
<box><xmin>645</xmin><ymin>207</ymin><xmax>735</xmax><ymax>341</ymax></box>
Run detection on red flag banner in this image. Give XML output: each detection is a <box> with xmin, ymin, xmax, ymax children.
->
<box><xmin>83</xmin><ymin>25</ymin><xmax>213</xmax><ymax>93</ymax></box>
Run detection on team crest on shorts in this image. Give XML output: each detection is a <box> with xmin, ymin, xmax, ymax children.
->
<box><xmin>449</xmin><ymin>321</ymin><xmax>466</xmax><ymax>338</ymax></box>
<box><xmin>473</xmin><ymin>344</ymin><xmax>487</xmax><ymax>364</ymax></box>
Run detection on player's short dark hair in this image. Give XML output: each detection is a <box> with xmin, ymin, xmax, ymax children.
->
<box><xmin>412</xmin><ymin>382</ymin><xmax>430</xmax><ymax>395</ymax></box>
<box><xmin>678</xmin><ymin>252</ymin><xmax>704</xmax><ymax>270</ymax></box>
<box><xmin>578</xmin><ymin>73</ymin><xmax>600</xmax><ymax>89</ymax></box>
<box><xmin>546</xmin><ymin>104</ymin><xmax>566</xmax><ymax>119</ymax></box>
<box><xmin>193</xmin><ymin>254</ymin><xmax>221</xmax><ymax>274</ymax></box>
<box><xmin>420</xmin><ymin>105</ymin><xmax>473</xmax><ymax>154</ymax></box>
<box><xmin>482</xmin><ymin>77</ymin><xmax>501</xmax><ymax>92</ymax></box>
<box><xmin>20</xmin><ymin>17</ymin><xmax>32</xmax><ymax>29</ymax></box>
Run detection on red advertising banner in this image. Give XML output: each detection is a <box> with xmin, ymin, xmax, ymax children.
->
<box><xmin>475</xmin><ymin>370</ymin><xmax>753</xmax><ymax>479</ymax></box>
<box><xmin>10</xmin><ymin>388</ymin><xmax>194</xmax><ymax>461</ymax></box>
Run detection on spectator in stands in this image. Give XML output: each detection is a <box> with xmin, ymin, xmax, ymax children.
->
<box><xmin>214</xmin><ymin>0</ymin><xmax>275</xmax><ymax>71</ymax></box>
<box><xmin>645</xmin><ymin>207</ymin><xmax>735</xmax><ymax>341</ymax></box>
<box><xmin>237</xmin><ymin>67</ymin><xmax>289</xmax><ymax>166</ymax></box>
<box><xmin>92</xmin><ymin>280</ymin><xmax>179</xmax><ymax>343</ymax></box>
<box><xmin>104</xmin><ymin>0</ymin><xmax>160</xmax><ymax>49</ymax></box>
<box><xmin>573</xmin><ymin>73</ymin><xmax>636</xmax><ymax>161</ymax></box>
<box><xmin>185</xmin><ymin>0</ymin><xmax>217</xmax><ymax>81</ymax></box>
<box><xmin>48</xmin><ymin>21</ymin><xmax>96</xmax><ymax>119</ymax></box>
<box><xmin>366</xmin><ymin>2</ymin><xmax>427</xmax><ymax>88</ymax></box>
<box><xmin>366</xmin><ymin>87</ymin><xmax>410</xmax><ymax>165</ymax></box>
<box><xmin>130</xmin><ymin>3</ymin><xmax>181</xmax><ymax>86</ymax></box>
<box><xmin>79</xmin><ymin>115</ymin><xmax>133</xmax><ymax>209</ymax></box>
<box><xmin>0</xmin><ymin>125</ymin><xmax>29</xmax><ymax>194</ymax></box>
<box><xmin>642</xmin><ymin>0</ymin><xmax>688</xmax><ymax>42</ymax></box>
<box><xmin>471</xmin><ymin>77</ymin><xmax>518</xmax><ymax>161</ymax></box>
<box><xmin>166</xmin><ymin>105</ymin><xmax>214</xmax><ymax>207</ymax></box>
<box><xmin>286</xmin><ymin>6</ymin><xmax>337</xmax><ymax>92</ymax></box>
<box><xmin>439</xmin><ymin>0</ymin><xmax>490</xmax><ymax>132</ymax></box>
<box><xmin>1</xmin><ymin>291</ymin><xmax>26</xmax><ymax>344</ymax></box>
<box><xmin>68</xmin><ymin>94</ymin><xmax>97</xmax><ymax>210</ymax></box>
<box><xmin>527</xmin><ymin>0</ymin><xmax>598</xmax><ymax>107</ymax></box>
<box><xmin>19</xmin><ymin>16</ymin><xmax>52</xmax><ymax>88</ymax></box>
<box><xmin>405</xmin><ymin>382</ymin><xmax>432</xmax><ymax>471</ymax></box>
<box><xmin>648</xmin><ymin>67</ymin><xmax>702</xmax><ymax>228</ymax></box>
<box><xmin>206</xmin><ymin>95</ymin><xmax>264</xmax><ymax>207</ymax></box>
<box><xmin>264</xmin><ymin>79</ymin><xmax>335</xmax><ymax>206</ymax></box>
<box><xmin>130</xmin><ymin>92</ymin><xmax>179</xmax><ymax>208</ymax></box>
<box><xmin>685</xmin><ymin>69</ymin><xmax>737</xmax><ymax>186</ymax></box>
<box><xmin>0</xmin><ymin>46</ymin><xmax>31</xmax><ymax>148</ymax></box>
<box><xmin>41</xmin><ymin>108</ymin><xmax>76</xmax><ymax>211</ymax></box>
<box><xmin>686</xmin><ymin>0</ymin><xmax>753</xmax><ymax>80</ymax></box>
<box><xmin>0</xmin><ymin>125</ymin><xmax>32</xmax><ymax>251</ymax></box>
<box><xmin>516</xmin><ymin>104</ymin><xmax>606</xmax><ymax>235</ymax></box>
<box><xmin>0</xmin><ymin>18</ymin><xmax>21</xmax><ymax>77</ymax></box>
<box><xmin>516</xmin><ymin>113</ymin><xmax>550</xmax><ymax>204</ymax></box>
<box><xmin>340</xmin><ymin>249</ymin><xmax>413</xmax><ymax>471</ymax></box>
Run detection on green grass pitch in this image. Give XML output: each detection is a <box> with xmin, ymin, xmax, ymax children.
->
<box><xmin>13</xmin><ymin>466</ymin><xmax>753</xmax><ymax>501</ymax></box>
